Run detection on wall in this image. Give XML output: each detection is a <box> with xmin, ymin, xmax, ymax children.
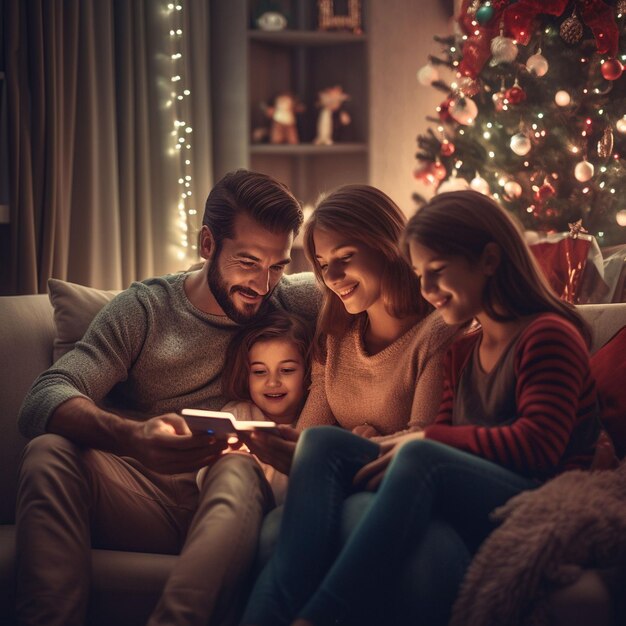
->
<box><xmin>369</xmin><ymin>0</ymin><xmax>453</xmax><ymax>217</ymax></box>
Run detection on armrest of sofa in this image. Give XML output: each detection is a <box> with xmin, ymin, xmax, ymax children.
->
<box><xmin>0</xmin><ymin>295</ymin><xmax>55</xmax><ymax>524</ymax></box>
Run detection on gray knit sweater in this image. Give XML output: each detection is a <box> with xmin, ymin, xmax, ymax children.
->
<box><xmin>18</xmin><ymin>272</ymin><xmax>320</xmax><ymax>438</ymax></box>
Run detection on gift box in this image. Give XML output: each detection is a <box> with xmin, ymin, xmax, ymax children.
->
<box><xmin>528</xmin><ymin>231</ymin><xmax>607</xmax><ymax>304</ymax></box>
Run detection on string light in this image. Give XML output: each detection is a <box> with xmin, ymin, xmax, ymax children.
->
<box><xmin>166</xmin><ymin>1</ymin><xmax>196</xmax><ymax>261</ymax></box>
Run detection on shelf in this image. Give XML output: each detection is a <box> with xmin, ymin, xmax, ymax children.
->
<box><xmin>210</xmin><ymin>0</ymin><xmax>369</xmax><ymax>205</ymax></box>
<box><xmin>250</xmin><ymin>142</ymin><xmax>368</xmax><ymax>156</ymax></box>
<box><xmin>248</xmin><ymin>30</ymin><xmax>366</xmax><ymax>47</ymax></box>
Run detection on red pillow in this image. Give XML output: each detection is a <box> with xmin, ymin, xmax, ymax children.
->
<box><xmin>590</xmin><ymin>325</ymin><xmax>626</xmax><ymax>458</ymax></box>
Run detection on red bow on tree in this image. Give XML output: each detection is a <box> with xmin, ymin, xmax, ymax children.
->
<box><xmin>458</xmin><ymin>0</ymin><xmax>619</xmax><ymax>78</ymax></box>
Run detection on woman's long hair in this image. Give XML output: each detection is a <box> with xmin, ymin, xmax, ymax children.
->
<box><xmin>304</xmin><ymin>184</ymin><xmax>431</xmax><ymax>361</ymax></box>
<box><xmin>402</xmin><ymin>190</ymin><xmax>591</xmax><ymax>345</ymax></box>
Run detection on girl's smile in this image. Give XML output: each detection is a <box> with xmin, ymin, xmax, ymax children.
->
<box><xmin>313</xmin><ymin>228</ymin><xmax>384</xmax><ymax>316</ymax></box>
<box><xmin>248</xmin><ymin>338</ymin><xmax>305</xmax><ymax>423</ymax></box>
<box><xmin>409</xmin><ymin>240</ymin><xmax>490</xmax><ymax>325</ymax></box>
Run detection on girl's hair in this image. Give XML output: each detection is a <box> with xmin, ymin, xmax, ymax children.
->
<box><xmin>221</xmin><ymin>310</ymin><xmax>313</xmax><ymax>402</ymax></box>
<box><xmin>303</xmin><ymin>184</ymin><xmax>431</xmax><ymax>361</ymax></box>
<box><xmin>402</xmin><ymin>190</ymin><xmax>591</xmax><ymax>345</ymax></box>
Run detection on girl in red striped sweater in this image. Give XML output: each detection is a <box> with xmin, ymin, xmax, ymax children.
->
<box><xmin>241</xmin><ymin>190</ymin><xmax>601</xmax><ymax>626</ymax></box>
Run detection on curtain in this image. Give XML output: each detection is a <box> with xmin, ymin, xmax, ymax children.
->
<box><xmin>4</xmin><ymin>0</ymin><xmax>212</xmax><ymax>294</ymax></box>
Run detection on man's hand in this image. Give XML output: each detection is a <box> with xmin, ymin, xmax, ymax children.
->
<box><xmin>242</xmin><ymin>424</ymin><xmax>299</xmax><ymax>474</ymax></box>
<box><xmin>126</xmin><ymin>413</ymin><xmax>228</xmax><ymax>474</ymax></box>
<box><xmin>353</xmin><ymin>431</ymin><xmax>425</xmax><ymax>491</ymax></box>
<box><xmin>48</xmin><ymin>398</ymin><xmax>227</xmax><ymax>474</ymax></box>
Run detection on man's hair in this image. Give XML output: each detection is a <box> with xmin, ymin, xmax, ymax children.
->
<box><xmin>203</xmin><ymin>170</ymin><xmax>303</xmax><ymax>248</ymax></box>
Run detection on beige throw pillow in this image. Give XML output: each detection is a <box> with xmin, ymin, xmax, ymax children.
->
<box><xmin>48</xmin><ymin>278</ymin><xmax>120</xmax><ymax>362</ymax></box>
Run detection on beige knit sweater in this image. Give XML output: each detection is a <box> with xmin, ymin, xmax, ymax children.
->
<box><xmin>296</xmin><ymin>312</ymin><xmax>457</xmax><ymax>436</ymax></box>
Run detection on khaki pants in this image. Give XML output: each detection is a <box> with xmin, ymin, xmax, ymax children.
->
<box><xmin>15</xmin><ymin>434</ymin><xmax>273</xmax><ymax>626</ymax></box>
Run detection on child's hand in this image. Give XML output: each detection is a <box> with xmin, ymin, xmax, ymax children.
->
<box><xmin>352</xmin><ymin>422</ymin><xmax>381</xmax><ymax>439</ymax></box>
<box><xmin>244</xmin><ymin>425</ymin><xmax>299</xmax><ymax>475</ymax></box>
<box><xmin>353</xmin><ymin>431</ymin><xmax>424</xmax><ymax>491</ymax></box>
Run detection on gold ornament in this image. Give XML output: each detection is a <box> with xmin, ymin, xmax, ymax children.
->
<box><xmin>467</xmin><ymin>0</ymin><xmax>481</xmax><ymax>16</ymax></box>
<box><xmin>597</xmin><ymin>127</ymin><xmax>614</xmax><ymax>159</ymax></box>
<box><xmin>560</xmin><ymin>13</ymin><xmax>583</xmax><ymax>45</ymax></box>
<box><xmin>617</xmin><ymin>0</ymin><xmax>626</xmax><ymax>16</ymax></box>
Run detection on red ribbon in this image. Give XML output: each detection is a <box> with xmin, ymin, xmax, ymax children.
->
<box><xmin>502</xmin><ymin>0</ymin><xmax>569</xmax><ymax>45</ymax></box>
<box><xmin>578</xmin><ymin>0</ymin><xmax>619</xmax><ymax>56</ymax></box>
<box><xmin>458</xmin><ymin>0</ymin><xmax>503</xmax><ymax>78</ymax></box>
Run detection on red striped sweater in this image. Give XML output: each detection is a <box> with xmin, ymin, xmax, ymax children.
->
<box><xmin>424</xmin><ymin>314</ymin><xmax>599</xmax><ymax>479</ymax></box>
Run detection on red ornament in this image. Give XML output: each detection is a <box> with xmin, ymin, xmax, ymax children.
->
<box><xmin>505</xmin><ymin>84</ymin><xmax>527</xmax><ymax>104</ymax></box>
<box><xmin>437</xmin><ymin>98</ymin><xmax>453</xmax><ymax>123</ymax></box>
<box><xmin>431</xmin><ymin>161</ymin><xmax>448</xmax><ymax>181</ymax></box>
<box><xmin>533</xmin><ymin>180</ymin><xmax>556</xmax><ymax>203</ymax></box>
<box><xmin>492</xmin><ymin>90</ymin><xmax>507</xmax><ymax>112</ymax></box>
<box><xmin>440</xmin><ymin>140</ymin><xmax>456</xmax><ymax>157</ymax></box>
<box><xmin>601</xmin><ymin>58</ymin><xmax>624</xmax><ymax>81</ymax></box>
<box><xmin>413</xmin><ymin>160</ymin><xmax>433</xmax><ymax>183</ymax></box>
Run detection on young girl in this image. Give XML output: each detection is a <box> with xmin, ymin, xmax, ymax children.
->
<box><xmin>197</xmin><ymin>310</ymin><xmax>312</xmax><ymax>506</ymax></box>
<box><xmin>242</xmin><ymin>190</ymin><xmax>602</xmax><ymax>626</ymax></box>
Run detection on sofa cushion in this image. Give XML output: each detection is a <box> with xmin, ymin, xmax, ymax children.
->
<box><xmin>48</xmin><ymin>279</ymin><xmax>120</xmax><ymax>361</ymax></box>
<box><xmin>590</xmin><ymin>325</ymin><xmax>626</xmax><ymax>458</ymax></box>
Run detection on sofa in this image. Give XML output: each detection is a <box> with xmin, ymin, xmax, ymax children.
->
<box><xmin>0</xmin><ymin>281</ymin><xmax>625</xmax><ymax>625</ymax></box>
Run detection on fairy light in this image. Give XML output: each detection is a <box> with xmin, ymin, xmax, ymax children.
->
<box><xmin>167</xmin><ymin>1</ymin><xmax>196</xmax><ymax>261</ymax></box>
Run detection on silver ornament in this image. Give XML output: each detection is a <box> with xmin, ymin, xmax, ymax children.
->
<box><xmin>490</xmin><ymin>36</ymin><xmax>518</xmax><ymax>65</ymax></box>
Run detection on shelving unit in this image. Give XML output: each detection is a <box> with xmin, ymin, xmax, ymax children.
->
<box><xmin>211</xmin><ymin>1</ymin><xmax>369</xmax><ymax>209</ymax></box>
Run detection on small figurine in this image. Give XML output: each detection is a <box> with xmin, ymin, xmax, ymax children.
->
<box><xmin>262</xmin><ymin>92</ymin><xmax>304</xmax><ymax>145</ymax></box>
<box><xmin>314</xmin><ymin>86</ymin><xmax>351</xmax><ymax>145</ymax></box>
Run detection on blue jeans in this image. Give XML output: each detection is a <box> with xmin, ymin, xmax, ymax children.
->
<box><xmin>242</xmin><ymin>426</ymin><xmax>536</xmax><ymax>626</ymax></box>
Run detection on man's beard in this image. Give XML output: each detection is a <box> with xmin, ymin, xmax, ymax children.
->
<box><xmin>206</xmin><ymin>258</ymin><xmax>273</xmax><ymax>325</ymax></box>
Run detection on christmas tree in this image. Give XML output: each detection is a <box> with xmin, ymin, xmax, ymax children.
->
<box><xmin>414</xmin><ymin>0</ymin><xmax>626</xmax><ymax>246</ymax></box>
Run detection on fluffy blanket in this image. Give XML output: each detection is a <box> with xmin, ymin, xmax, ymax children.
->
<box><xmin>449</xmin><ymin>461</ymin><xmax>626</xmax><ymax>626</ymax></box>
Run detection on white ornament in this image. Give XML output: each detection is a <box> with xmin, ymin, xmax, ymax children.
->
<box><xmin>574</xmin><ymin>160</ymin><xmax>594</xmax><ymax>182</ymax></box>
<box><xmin>449</xmin><ymin>96</ymin><xmax>478</xmax><ymax>125</ymax></box>
<box><xmin>256</xmin><ymin>11</ymin><xmax>287</xmax><ymax>31</ymax></box>
<box><xmin>616</xmin><ymin>210</ymin><xmax>626</xmax><ymax>226</ymax></box>
<box><xmin>504</xmin><ymin>180</ymin><xmax>523</xmax><ymax>198</ymax></box>
<box><xmin>490</xmin><ymin>36</ymin><xmax>518</xmax><ymax>65</ymax></box>
<box><xmin>526</xmin><ymin>53</ymin><xmax>549</xmax><ymax>76</ymax></box>
<box><xmin>616</xmin><ymin>116</ymin><xmax>626</xmax><ymax>134</ymax></box>
<box><xmin>436</xmin><ymin>176</ymin><xmax>471</xmax><ymax>194</ymax></box>
<box><xmin>417</xmin><ymin>64</ymin><xmax>439</xmax><ymax>86</ymax></box>
<box><xmin>470</xmin><ymin>174</ymin><xmax>490</xmax><ymax>195</ymax></box>
<box><xmin>555</xmin><ymin>90</ymin><xmax>571</xmax><ymax>107</ymax></box>
<box><xmin>510</xmin><ymin>133</ymin><xmax>532</xmax><ymax>156</ymax></box>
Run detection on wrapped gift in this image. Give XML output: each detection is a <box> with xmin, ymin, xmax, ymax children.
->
<box><xmin>528</xmin><ymin>228</ymin><xmax>607</xmax><ymax>304</ymax></box>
